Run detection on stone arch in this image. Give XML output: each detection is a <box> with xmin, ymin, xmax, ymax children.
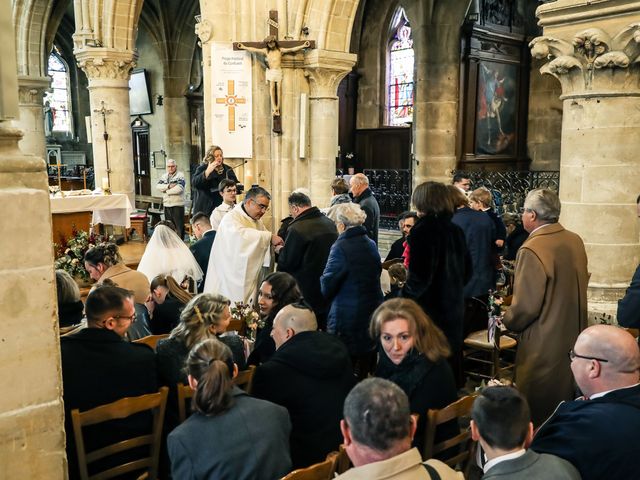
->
<box><xmin>299</xmin><ymin>0</ymin><xmax>360</xmax><ymax>53</ymax></box>
<box><xmin>13</xmin><ymin>0</ymin><xmax>56</xmax><ymax>77</ymax></box>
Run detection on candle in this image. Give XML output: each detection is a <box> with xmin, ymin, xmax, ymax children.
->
<box><xmin>83</xmin><ymin>170</ymin><xmax>87</xmax><ymax>190</ymax></box>
<box><xmin>101</xmin><ymin>177</ymin><xmax>109</xmax><ymax>191</ymax></box>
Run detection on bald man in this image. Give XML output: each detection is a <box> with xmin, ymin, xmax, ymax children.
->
<box><xmin>251</xmin><ymin>304</ymin><xmax>355</xmax><ymax>469</ymax></box>
<box><xmin>530</xmin><ymin>325</ymin><xmax>640</xmax><ymax>480</ymax></box>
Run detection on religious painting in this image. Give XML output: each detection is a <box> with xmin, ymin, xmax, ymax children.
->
<box><xmin>475</xmin><ymin>60</ymin><xmax>518</xmax><ymax>156</ymax></box>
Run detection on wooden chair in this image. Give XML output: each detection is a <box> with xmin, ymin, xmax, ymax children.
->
<box><xmin>234</xmin><ymin>365</ymin><xmax>256</xmax><ymax>394</ymax></box>
<box><xmin>280</xmin><ymin>455</ymin><xmax>337</xmax><ymax>480</ymax></box>
<box><xmin>70</xmin><ymin>387</ymin><xmax>169</xmax><ymax>480</ymax></box>
<box><xmin>329</xmin><ymin>445</ymin><xmax>351</xmax><ymax>476</ymax></box>
<box><xmin>176</xmin><ymin>366</ymin><xmax>257</xmax><ymax>423</ymax></box>
<box><xmin>463</xmin><ymin>323</ymin><xmax>517</xmax><ymax>381</ymax></box>
<box><xmin>133</xmin><ymin>334</ymin><xmax>169</xmax><ymax>351</ymax></box>
<box><xmin>422</xmin><ymin>395</ymin><xmax>477</xmax><ymax>476</ymax></box>
<box><xmin>177</xmin><ymin>382</ymin><xmax>193</xmax><ymax>424</ymax></box>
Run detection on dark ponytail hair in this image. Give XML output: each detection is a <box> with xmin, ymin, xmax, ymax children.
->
<box><xmin>187</xmin><ymin>339</ymin><xmax>235</xmax><ymax>416</ymax></box>
<box><xmin>150</xmin><ymin>274</ymin><xmax>193</xmax><ymax>305</ymax></box>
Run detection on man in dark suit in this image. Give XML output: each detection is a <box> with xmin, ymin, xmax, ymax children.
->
<box><xmin>276</xmin><ymin>192</ymin><xmax>337</xmax><ymax>329</ymax></box>
<box><xmin>349</xmin><ymin>173</ymin><xmax>380</xmax><ymax>244</ymax></box>
<box><xmin>452</xmin><ymin>198</ymin><xmax>496</xmax><ymax>335</ymax></box>
<box><xmin>189</xmin><ymin>212</ymin><xmax>216</xmax><ymax>292</ymax></box>
<box><xmin>251</xmin><ymin>304</ymin><xmax>355</xmax><ymax>469</ymax></box>
<box><xmin>61</xmin><ymin>285</ymin><xmax>158</xmax><ymax>479</ymax></box>
<box><xmin>530</xmin><ymin>325</ymin><xmax>640</xmax><ymax>480</ymax></box>
<box><xmin>617</xmin><ymin>193</ymin><xmax>640</xmax><ymax>327</ymax></box>
<box><xmin>471</xmin><ymin>387</ymin><xmax>580</xmax><ymax>480</ymax></box>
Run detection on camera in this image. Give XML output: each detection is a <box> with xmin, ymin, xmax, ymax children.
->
<box><xmin>235</xmin><ymin>183</ymin><xmax>244</xmax><ymax>195</ymax></box>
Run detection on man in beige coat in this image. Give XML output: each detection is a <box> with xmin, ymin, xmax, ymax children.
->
<box><xmin>503</xmin><ymin>189</ymin><xmax>588</xmax><ymax>426</ymax></box>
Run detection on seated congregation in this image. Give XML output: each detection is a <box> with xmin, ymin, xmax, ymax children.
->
<box><xmin>56</xmin><ymin>175</ymin><xmax>640</xmax><ymax>480</ymax></box>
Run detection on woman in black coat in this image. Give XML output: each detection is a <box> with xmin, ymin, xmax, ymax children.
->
<box><xmin>247</xmin><ymin>272</ymin><xmax>302</xmax><ymax>366</ymax></box>
<box><xmin>321</xmin><ymin>202</ymin><xmax>383</xmax><ymax>378</ymax></box>
<box><xmin>191</xmin><ymin>145</ymin><xmax>238</xmax><ymax>216</ymax></box>
<box><xmin>370</xmin><ymin>297</ymin><xmax>458</xmax><ymax>453</ymax></box>
<box><xmin>144</xmin><ymin>274</ymin><xmax>193</xmax><ymax>334</ymax></box>
<box><xmin>401</xmin><ymin>181</ymin><xmax>471</xmax><ymax>384</ymax></box>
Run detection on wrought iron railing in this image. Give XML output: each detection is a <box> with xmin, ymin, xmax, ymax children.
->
<box><xmin>337</xmin><ymin>169</ymin><xmax>560</xmax><ymax>229</ymax></box>
<box><xmin>363</xmin><ymin>169</ymin><xmax>412</xmax><ymax>230</ymax></box>
<box><xmin>455</xmin><ymin>170</ymin><xmax>560</xmax><ymax>215</ymax></box>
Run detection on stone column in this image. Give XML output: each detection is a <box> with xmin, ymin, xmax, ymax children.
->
<box><xmin>0</xmin><ymin>2</ymin><xmax>66</xmax><ymax>473</ymax></box>
<box><xmin>15</xmin><ymin>75</ymin><xmax>50</xmax><ymax>158</ymax></box>
<box><xmin>531</xmin><ymin>0</ymin><xmax>640</xmax><ymax>316</ymax></box>
<box><xmin>75</xmin><ymin>49</ymin><xmax>137</xmax><ymax>204</ymax></box>
<box><xmin>305</xmin><ymin>49</ymin><xmax>357</xmax><ymax>207</ymax></box>
<box><xmin>163</xmin><ymin>96</ymin><xmax>192</xmax><ymax>194</ymax></box>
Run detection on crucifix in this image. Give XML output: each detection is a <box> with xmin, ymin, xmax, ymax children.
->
<box><xmin>234</xmin><ymin>10</ymin><xmax>315</xmax><ymax>134</ymax></box>
<box><xmin>53</xmin><ymin>160</ymin><xmax>66</xmax><ymax>197</ymax></box>
<box><xmin>216</xmin><ymin>80</ymin><xmax>247</xmax><ymax>132</ymax></box>
<box><xmin>93</xmin><ymin>101</ymin><xmax>114</xmax><ymax>194</ymax></box>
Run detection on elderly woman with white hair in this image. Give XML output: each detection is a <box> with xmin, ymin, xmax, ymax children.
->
<box><xmin>321</xmin><ymin>202</ymin><xmax>383</xmax><ymax>379</ymax></box>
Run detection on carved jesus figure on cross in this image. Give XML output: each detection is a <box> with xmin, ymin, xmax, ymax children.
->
<box><xmin>235</xmin><ymin>35</ymin><xmax>310</xmax><ymax>117</ymax></box>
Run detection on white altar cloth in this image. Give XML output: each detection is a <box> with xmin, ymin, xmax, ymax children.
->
<box><xmin>50</xmin><ymin>194</ymin><xmax>133</xmax><ymax>228</ymax></box>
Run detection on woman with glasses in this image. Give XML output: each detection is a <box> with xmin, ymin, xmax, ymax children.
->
<box><xmin>370</xmin><ymin>298</ymin><xmax>458</xmax><ymax>452</ymax></box>
<box><xmin>192</xmin><ymin>145</ymin><xmax>238</xmax><ymax>217</ymax></box>
<box><xmin>247</xmin><ymin>272</ymin><xmax>303</xmax><ymax>365</ymax></box>
<box><xmin>167</xmin><ymin>339</ymin><xmax>291</xmax><ymax>480</ymax></box>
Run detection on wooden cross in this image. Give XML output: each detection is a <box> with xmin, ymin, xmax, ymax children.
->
<box><xmin>215</xmin><ymin>80</ymin><xmax>247</xmax><ymax>132</ymax></box>
<box><xmin>234</xmin><ymin>10</ymin><xmax>315</xmax><ymax>134</ymax></box>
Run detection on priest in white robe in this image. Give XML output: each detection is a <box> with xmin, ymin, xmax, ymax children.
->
<box><xmin>204</xmin><ymin>186</ymin><xmax>283</xmax><ymax>304</ymax></box>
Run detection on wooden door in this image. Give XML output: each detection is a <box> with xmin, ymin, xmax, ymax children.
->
<box><xmin>131</xmin><ymin>117</ymin><xmax>151</xmax><ymax>195</ymax></box>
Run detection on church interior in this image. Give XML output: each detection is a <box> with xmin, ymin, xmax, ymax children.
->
<box><xmin>1</xmin><ymin>0</ymin><xmax>639</xmax><ymax>477</ymax></box>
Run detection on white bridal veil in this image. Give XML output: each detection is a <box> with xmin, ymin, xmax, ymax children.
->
<box><xmin>137</xmin><ymin>225</ymin><xmax>203</xmax><ymax>283</ymax></box>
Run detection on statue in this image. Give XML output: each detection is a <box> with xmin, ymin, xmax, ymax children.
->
<box><xmin>43</xmin><ymin>100</ymin><xmax>54</xmax><ymax>138</ymax></box>
<box><xmin>235</xmin><ymin>36</ymin><xmax>311</xmax><ymax>117</ymax></box>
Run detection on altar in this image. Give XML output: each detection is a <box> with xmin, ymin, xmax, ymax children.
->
<box><xmin>50</xmin><ymin>194</ymin><xmax>133</xmax><ymax>242</ymax></box>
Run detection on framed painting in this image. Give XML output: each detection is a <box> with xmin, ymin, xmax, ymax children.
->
<box><xmin>475</xmin><ymin>60</ymin><xmax>518</xmax><ymax>156</ymax></box>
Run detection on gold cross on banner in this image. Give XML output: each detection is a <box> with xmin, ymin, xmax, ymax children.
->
<box><xmin>215</xmin><ymin>80</ymin><xmax>246</xmax><ymax>132</ymax></box>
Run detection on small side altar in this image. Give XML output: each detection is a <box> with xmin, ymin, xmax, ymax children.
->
<box><xmin>50</xmin><ymin>193</ymin><xmax>133</xmax><ymax>241</ymax></box>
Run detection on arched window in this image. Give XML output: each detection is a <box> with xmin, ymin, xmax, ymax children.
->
<box><xmin>387</xmin><ymin>8</ymin><xmax>414</xmax><ymax>126</ymax></box>
<box><xmin>44</xmin><ymin>48</ymin><xmax>73</xmax><ymax>135</ymax></box>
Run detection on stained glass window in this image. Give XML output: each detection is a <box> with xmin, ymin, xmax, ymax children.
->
<box><xmin>387</xmin><ymin>10</ymin><xmax>414</xmax><ymax>126</ymax></box>
<box><xmin>44</xmin><ymin>48</ymin><xmax>72</xmax><ymax>135</ymax></box>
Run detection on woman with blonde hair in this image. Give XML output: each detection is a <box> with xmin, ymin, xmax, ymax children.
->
<box><xmin>191</xmin><ymin>145</ymin><xmax>238</xmax><ymax>217</ymax></box>
<box><xmin>55</xmin><ymin>269</ymin><xmax>84</xmax><ymax>328</ymax></box>
<box><xmin>167</xmin><ymin>339</ymin><xmax>291</xmax><ymax>479</ymax></box>
<box><xmin>370</xmin><ymin>297</ymin><xmax>458</xmax><ymax>452</ymax></box>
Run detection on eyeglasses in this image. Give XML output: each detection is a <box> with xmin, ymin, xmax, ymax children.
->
<box><xmin>113</xmin><ymin>313</ymin><xmax>137</xmax><ymax>323</ymax></box>
<box><xmin>568</xmin><ymin>349</ymin><xmax>609</xmax><ymax>363</ymax></box>
<box><xmin>253</xmin><ymin>200</ymin><xmax>269</xmax><ymax>211</ymax></box>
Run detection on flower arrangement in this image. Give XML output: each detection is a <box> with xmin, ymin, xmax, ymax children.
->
<box><xmin>230</xmin><ymin>301</ymin><xmax>263</xmax><ymax>339</ymax></box>
<box><xmin>54</xmin><ymin>228</ymin><xmax>112</xmax><ymax>282</ymax></box>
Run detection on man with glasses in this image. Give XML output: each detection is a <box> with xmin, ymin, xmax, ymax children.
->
<box><xmin>252</xmin><ymin>304</ymin><xmax>354</xmax><ymax>469</ymax></box>
<box><xmin>502</xmin><ymin>188</ymin><xmax>589</xmax><ymax>426</ymax></box>
<box><xmin>60</xmin><ymin>285</ymin><xmax>158</xmax><ymax>479</ymax></box>
<box><xmin>157</xmin><ymin>158</ymin><xmax>186</xmax><ymax>240</ymax></box>
<box><xmin>204</xmin><ymin>186</ymin><xmax>284</xmax><ymax>304</ymax></box>
<box><xmin>530</xmin><ymin>325</ymin><xmax>640</xmax><ymax>480</ymax></box>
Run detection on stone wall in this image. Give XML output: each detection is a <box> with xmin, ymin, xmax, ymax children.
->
<box><xmin>527</xmin><ymin>57</ymin><xmax>562</xmax><ymax>170</ymax></box>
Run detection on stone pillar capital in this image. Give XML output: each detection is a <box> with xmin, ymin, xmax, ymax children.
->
<box><xmin>75</xmin><ymin>48</ymin><xmax>138</xmax><ymax>81</ymax></box>
<box><xmin>17</xmin><ymin>76</ymin><xmax>50</xmax><ymax>106</ymax></box>
<box><xmin>304</xmin><ymin>50</ymin><xmax>357</xmax><ymax>98</ymax></box>
<box><xmin>531</xmin><ymin>1</ymin><xmax>640</xmax><ymax>98</ymax></box>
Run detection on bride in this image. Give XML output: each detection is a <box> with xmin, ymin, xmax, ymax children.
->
<box><xmin>137</xmin><ymin>224</ymin><xmax>203</xmax><ymax>289</ymax></box>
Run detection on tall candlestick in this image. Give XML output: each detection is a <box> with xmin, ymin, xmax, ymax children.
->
<box><xmin>83</xmin><ymin>169</ymin><xmax>87</xmax><ymax>190</ymax></box>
